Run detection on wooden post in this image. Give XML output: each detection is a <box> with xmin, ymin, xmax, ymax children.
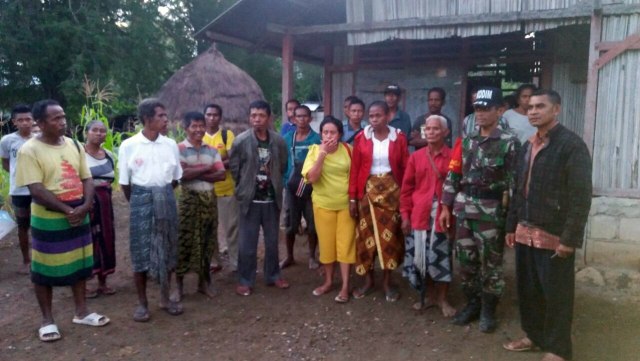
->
<box><xmin>323</xmin><ymin>46</ymin><xmax>333</xmax><ymax>117</ymax></box>
<box><xmin>540</xmin><ymin>55</ymin><xmax>554</xmax><ymax>89</ymax></box>
<box><xmin>583</xmin><ymin>8</ymin><xmax>602</xmax><ymax>155</ymax></box>
<box><xmin>458</xmin><ymin>39</ymin><xmax>470</xmax><ymax>138</ymax></box>
<box><xmin>281</xmin><ymin>33</ymin><xmax>295</xmax><ymax>121</ymax></box>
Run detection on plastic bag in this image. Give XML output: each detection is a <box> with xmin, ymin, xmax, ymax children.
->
<box><xmin>0</xmin><ymin>210</ymin><xmax>17</xmax><ymax>240</ymax></box>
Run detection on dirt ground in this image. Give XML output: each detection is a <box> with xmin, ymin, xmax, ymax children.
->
<box><xmin>1</xmin><ymin>192</ymin><xmax>639</xmax><ymax>361</ymax></box>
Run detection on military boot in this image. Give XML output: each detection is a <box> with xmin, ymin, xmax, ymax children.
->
<box><xmin>451</xmin><ymin>292</ymin><xmax>481</xmax><ymax>326</ymax></box>
<box><xmin>479</xmin><ymin>293</ymin><xmax>499</xmax><ymax>333</ymax></box>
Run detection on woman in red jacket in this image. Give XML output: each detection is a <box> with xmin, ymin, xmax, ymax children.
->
<box><xmin>348</xmin><ymin>100</ymin><xmax>409</xmax><ymax>302</ymax></box>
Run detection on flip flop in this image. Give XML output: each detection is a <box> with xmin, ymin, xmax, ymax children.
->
<box><xmin>503</xmin><ymin>337</ymin><xmax>539</xmax><ymax>352</ymax></box>
<box><xmin>38</xmin><ymin>324</ymin><xmax>61</xmax><ymax>342</ymax></box>
<box><xmin>385</xmin><ymin>288</ymin><xmax>400</xmax><ymax>303</ymax></box>
<box><xmin>72</xmin><ymin>312</ymin><xmax>110</xmax><ymax>327</ymax></box>
<box><xmin>160</xmin><ymin>301</ymin><xmax>184</xmax><ymax>316</ymax></box>
<box><xmin>352</xmin><ymin>286</ymin><xmax>374</xmax><ymax>299</ymax></box>
<box><xmin>334</xmin><ymin>294</ymin><xmax>349</xmax><ymax>303</ymax></box>
<box><xmin>133</xmin><ymin>305</ymin><xmax>150</xmax><ymax>322</ymax></box>
<box><xmin>312</xmin><ymin>286</ymin><xmax>332</xmax><ymax>296</ymax></box>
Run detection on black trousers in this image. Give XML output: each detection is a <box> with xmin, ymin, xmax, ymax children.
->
<box><xmin>515</xmin><ymin>243</ymin><xmax>575</xmax><ymax>360</ymax></box>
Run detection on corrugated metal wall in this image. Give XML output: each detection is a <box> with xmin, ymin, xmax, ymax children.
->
<box><xmin>593</xmin><ymin>14</ymin><xmax>640</xmax><ymax>190</ymax></box>
<box><xmin>346</xmin><ymin>0</ymin><xmax>586</xmax><ymax>45</ymax></box>
<box><xmin>331</xmin><ymin>66</ymin><xmax>465</xmax><ymax>136</ymax></box>
<box><xmin>331</xmin><ymin>46</ymin><xmax>355</xmax><ymax>118</ymax></box>
<box><xmin>552</xmin><ymin>62</ymin><xmax>587</xmax><ymax>135</ymax></box>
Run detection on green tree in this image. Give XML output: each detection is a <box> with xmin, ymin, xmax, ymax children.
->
<box><xmin>0</xmin><ymin>0</ymin><xmax>195</xmax><ymax>121</ymax></box>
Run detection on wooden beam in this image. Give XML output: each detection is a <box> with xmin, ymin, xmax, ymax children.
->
<box><xmin>583</xmin><ymin>10</ymin><xmax>602</xmax><ymax>156</ymax></box>
<box><xmin>458</xmin><ymin>39</ymin><xmax>470</xmax><ymax>136</ymax></box>
<box><xmin>593</xmin><ymin>188</ymin><xmax>640</xmax><ymax>199</ymax></box>
<box><xmin>323</xmin><ymin>46</ymin><xmax>333</xmax><ymax>118</ymax></box>
<box><xmin>281</xmin><ymin>33</ymin><xmax>294</xmax><ymax>120</ymax></box>
<box><xmin>595</xmin><ymin>32</ymin><xmax>640</xmax><ymax>70</ymax></box>
<box><xmin>540</xmin><ymin>56</ymin><xmax>554</xmax><ymax>89</ymax></box>
<box><xmin>205</xmin><ymin>30</ymin><xmax>324</xmax><ymax>65</ymax></box>
<box><xmin>595</xmin><ymin>41</ymin><xmax>640</xmax><ymax>51</ymax></box>
<box><xmin>205</xmin><ymin>31</ymin><xmax>253</xmax><ymax>48</ymax></box>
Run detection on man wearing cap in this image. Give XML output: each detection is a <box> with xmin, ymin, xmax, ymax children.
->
<box><xmin>439</xmin><ymin>86</ymin><xmax>520</xmax><ymax>333</ymax></box>
<box><xmin>384</xmin><ymin>84</ymin><xmax>412</xmax><ymax>136</ymax></box>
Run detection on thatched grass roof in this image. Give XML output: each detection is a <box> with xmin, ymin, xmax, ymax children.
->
<box><xmin>156</xmin><ymin>46</ymin><xmax>264</xmax><ymax>134</ymax></box>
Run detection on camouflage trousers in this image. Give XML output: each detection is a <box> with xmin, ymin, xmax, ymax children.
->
<box><xmin>455</xmin><ymin>218</ymin><xmax>505</xmax><ymax>297</ymax></box>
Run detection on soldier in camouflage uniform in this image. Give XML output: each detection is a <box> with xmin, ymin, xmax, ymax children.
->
<box><xmin>439</xmin><ymin>86</ymin><xmax>519</xmax><ymax>333</ymax></box>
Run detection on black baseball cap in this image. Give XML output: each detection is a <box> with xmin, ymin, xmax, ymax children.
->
<box><xmin>383</xmin><ymin>84</ymin><xmax>402</xmax><ymax>96</ymax></box>
<box><xmin>473</xmin><ymin>87</ymin><xmax>503</xmax><ymax>107</ymax></box>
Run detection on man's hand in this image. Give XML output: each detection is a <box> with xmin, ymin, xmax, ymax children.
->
<box><xmin>349</xmin><ymin>201</ymin><xmax>359</xmax><ymax>219</ymax></box>
<box><xmin>401</xmin><ymin>218</ymin><xmax>411</xmax><ymax>236</ymax></box>
<box><xmin>506</xmin><ymin>233</ymin><xmax>515</xmax><ymax>248</ymax></box>
<box><xmin>65</xmin><ymin>205</ymin><xmax>89</xmax><ymax>227</ymax></box>
<box><xmin>439</xmin><ymin>205</ymin><xmax>451</xmax><ymax>231</ymax></box>
<box><xmin>554</xmin><ymin>244</ymin><xmax>575</xmax><ymax>259</ymax></box>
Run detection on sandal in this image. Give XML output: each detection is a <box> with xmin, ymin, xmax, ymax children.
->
<box><xmin>236</xmin><ymin>285</ymin><xmax>252</xmax><ymax>296</ymax></box>
<box><xmin>98</xmin><ymin>286</ymin><xmax>116</xmax><ymax>296</ymax></box>
<box><xmin>503</xmin><ymin>337</ymin><xmax>539</xmax><ymax>352</ymax></box>
<box><xmin>133</xmin><ymin>305</ymin><xmax>150</xmax><ymax>322</ymax></box>
<box><xmin>38</xmin><ymin>324</ymin><xmax>61</xmax><ymax>342</ymax></box>
<box><xmin>312</xmin><ymin>285</ymin><xmax>332</xmax><ymax>296</ymax></box>
<box><xmin>334</xmin><ymin>293</ymin><xmax>349</xmax><ymax>303</ymax></box>
<box><xmin>72</xmin><ymin>312</ymin><xmax>110</xmax><ymax>327</ymax></box>
<box><xmin>85</xmin><ymin>289</ymin><xmax>99</xmax><ymax>299</ymax></box>
<box><xmin>352</xmin><ymin>286</ymin><xmax>374</xmax><ymax>299</ymax></box>
<box><xmin>269</xmin><ymin>279</ymin><xmax>290</xmax><ymax>289</ymax></box>
<box><xmin>385</xmin><ymin>288</ymin><xmax>400</xmax><ymax>303</ymax></box>
<box><xmin>160</xmin><ymin>301</ymin><xmax>184</xmax><ymax>316</ymax></box>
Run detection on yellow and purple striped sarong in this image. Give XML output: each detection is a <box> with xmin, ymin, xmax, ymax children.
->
<box><xmin>30</xmin><ymin>202</ymin><xmax>93</xmax><ymax>286</ymax></box>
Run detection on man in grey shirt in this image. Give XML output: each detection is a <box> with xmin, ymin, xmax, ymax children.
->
<box><xmin>0</xmin><ymin>104</ymin><xmax>35</xmax><ymax>274</ymax></box>
<box><xmin>230</xmin><ymin>100</ymin><xmax>290</xmax><ymax>297</ymax></box>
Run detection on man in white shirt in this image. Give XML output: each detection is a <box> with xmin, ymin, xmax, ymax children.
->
<box><xmin>118</xmin><ymin>98</ymin><xmax>183</xmax><ymax>322</ymax></box>
<box><xmin>0</xmin><ymin>104</ymin><xmax>35</xmax><ymax>274</ymax></box>
<box><xmin>503</xmin><ymin>84</ymin><xmax>537</xmax><ymax>144</ymax></box>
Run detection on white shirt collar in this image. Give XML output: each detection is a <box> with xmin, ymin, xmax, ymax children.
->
<box><xmin>363</xmin><ymin>125</ymin><xmax>398</xmax><ymax>141</ymax></box>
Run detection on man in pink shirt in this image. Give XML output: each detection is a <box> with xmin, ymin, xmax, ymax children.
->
<box><xmin>400</xmin><ymin>115</ymin><xmax>454</xmax><ymax>316</ymax></box>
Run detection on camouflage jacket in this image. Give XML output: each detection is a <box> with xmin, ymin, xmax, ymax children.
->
<box><xmin>441</xmin><ymin>127</ymin><xmax>520</xmax><ymax>224</ymax></box>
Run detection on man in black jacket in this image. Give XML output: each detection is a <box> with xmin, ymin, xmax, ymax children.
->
<box><xmin>503</xmin><ymin>89</ymin><xmax>592</xmax><ymax>361</ymax></box>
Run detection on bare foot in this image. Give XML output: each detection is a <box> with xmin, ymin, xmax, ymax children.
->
<box><xmin>170</xmin><ymin>289</ymin><xmax>182</xmax><ymax>303</ymax></box>
<box><xmin>197</xmin><ymin>283</ymin><xmax>217</xmax><ymax>299</ymax></box>
<box><xmin>279</xmin><ymin>257</ymin><xmax>295</xmax><ymax>269</ymax></box>
<box><xmin>18</xmin><ymin>262</ymin><xmax>30</xmax><ymax>275</ymax></box>
<box><xmin>541</xmin><ymin>353</ymin><xmax>566</xmax><ymax>361</ymax></box>
<box><xmin>312</xmin><ymin>284</ymin><xmax>332</xmax><ymax>296</ymax></box>
<box><xmin>308</xmin><ymin>258</ymin><xmax>320</xmax><ymax>270</ymax></box>
<box><xmin>438</xmin><ymin>299</ymin><xmax>457</xmax><ymax>317</ymax></box>
<box><xmin>412</xmin><ymin>300</ymin><xmax>437</xmax><ymax>311</ymax></box>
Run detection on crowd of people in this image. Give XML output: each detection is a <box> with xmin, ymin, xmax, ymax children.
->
<box><xmin>2</xmin><ymin>83</ymin><xmax>592</xmax><ymax>361</ymax></box>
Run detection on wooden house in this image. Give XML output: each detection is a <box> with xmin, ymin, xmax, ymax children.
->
<box><xmin>197</xmin><ymin>0</ymin><xmax>640</xmax><ymax>268</ymax></box>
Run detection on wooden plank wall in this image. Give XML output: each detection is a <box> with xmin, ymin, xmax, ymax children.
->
<box><xmin>592</xmin><ymin>14</ymin><xmax>640</xmax><ymax>193</ymax></box>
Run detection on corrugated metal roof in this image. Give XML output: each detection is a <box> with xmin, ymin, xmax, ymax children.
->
<box><xmin>346</xmin><ymin>0</ymin><xmax>638</xmax><ymax>45</ymax></box>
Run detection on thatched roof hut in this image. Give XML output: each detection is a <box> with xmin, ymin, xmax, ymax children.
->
<box><xmin>156</xmin><ymin>45</ymin><xmax>264</xmax><ymax>133</ymax></box>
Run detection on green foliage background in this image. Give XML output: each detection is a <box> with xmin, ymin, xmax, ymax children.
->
<box><xmin>0</xmin><ymin>0</ymin><xmax>323</xmax><ymax>205</ymax></box>
<box><xmin>0</xmin><ymin>0</ymin><xmax>322</xmax><ymax>124</ymax></box>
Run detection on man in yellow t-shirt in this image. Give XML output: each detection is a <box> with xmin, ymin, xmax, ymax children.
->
<box><xmin>16</xmin><ymin>99</ymin><xmax>109</xmax><ymax>342</ymax></box>
<box><xmin>203</xmin><ymin>104</ymin><xmax>239</xmax><ymax>271</ymax></box>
